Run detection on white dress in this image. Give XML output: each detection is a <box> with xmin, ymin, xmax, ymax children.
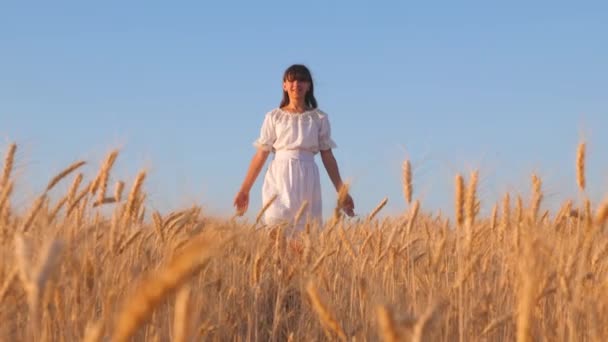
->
<box><xmin>253</xmin><ymin>108</ymin><xmax>337</xmax><ymax>229</ymax></box>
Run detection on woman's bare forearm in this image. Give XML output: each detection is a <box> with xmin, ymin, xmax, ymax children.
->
<box><xmin>320</xmin><ymin>149</ymin><xmax>344</xmax><ymax>191</ymax></box>
<box><xmin>239</xmin><ymin>149</ymin><xmax>270</xmax><ymax>193</ymax></box>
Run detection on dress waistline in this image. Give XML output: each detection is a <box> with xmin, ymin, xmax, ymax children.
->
<box><xmin>274</xmin><ymin>150</ymin><xmax>314</xmax><ymax>162</ymax></box>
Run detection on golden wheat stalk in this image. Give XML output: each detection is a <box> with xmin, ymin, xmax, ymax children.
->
<box><xmin>14</xmin><ymin>233</ymin><xmax>33</xmax><ymax>288</ymax></box>
<box><xmin>21</xmin><ymin>194</ymin><xmax>47</xmax><ymax>233</ymax></box>
<box><xmin>305</xmin><ymin>280</ymin><xmax>347</xmax><ymax>341</ymax></box>
<box><xmin>293</xmin><ymin>200</ymin><xmax>309</xmax><ymax>226</ymax></box>
<box><xmin>405</xmin><ymin>200</ymin><xmax>420</xmax><ymax>234</ymax></box>
<box><xmin>554</xmin><ymin>199</ymin><xmax>572</xmax><ymax>225</ymax></box>
<box><xmin>251</xmin><ymin>253</ymin><xmax>263</xmax><ymax>285</ymax></box>
<box><xmin>465</xmin><ymin>170</ymin><xmax>479</xmax><ymax>228</ymax></box>
<box><xmin>45</xmin><ymin>160</ymin><xmax>86</xmax><ymax>192</ymax></box>
<box><xmin>596</xmin><ymin>197</ymin><xmax>608</xmax><ymax>226</ymax></box>
<box><xmin>403</xmin><ymin>160</ymin><xmax>412</xmax><ymax>205</ymax></box>
<box><xmin>515</xmin><ymin>195</ymin><xmax>523</xmax><ymax>224</ymax></box>
<box><xmin>501</xmin><ymin>192</ymin><xmax>511</xmax><ymax>229</ymax></box>
<box><xmin>32</xmin><ymin>239</ymin><xmax>65</xmax><ymax>298</ymax></box>
<box><xmin>0</xmin><ymin>180</ymin><xmax>13</xmax><ymax>215</ymax></box>
<box><xmin>376</xmin><ymin>305</ymin><xmax>399</xmax><ymax>342</ymax></box>
<box><xmin>337</xmin><ymin>225</ymin><xmax>357</xmax><ymax>260</ymax></box>
<box><xmin>66</xmin><ymin>184</ymin><xmax>90</xmax><ymax>216</ymax></box>
<box><xmin>0</xmin><ymin>267</ymin><xmax>18</xmax><ymax>302</ymax></box>
<box><xmin>124</xmin><ymin>171</ymin><xmax>146</xmax><ymax>222</ymax></box>
<box><xmin>584</xmin><ymin>198</ymin><xmax>592</xmax><ymax>228</ymax></box>
<box><xmin>490</xmin><ymin>203</ymin><xmax>498</xmax><ymax>230</ymax></box>
<box><xmin>92</xmin><ymin>197</ymin><xmax>117</xmax><ymax>207</ymax></box>
<box><xmin>96</xmin><ymin>150</ymin><xmax>119</xmax><ymax>203</ymax></box>
<box><xmin>256</xmin><ymin>193</ymin><xmax>278</xmax><ymax>225</ymax></box>
<box><xmin>67</xmin><ymin>173</ymin><xmax>83</xmax><ymax>202</ymax></box>
<box><xmin>367</xmin><ymin>197</ymin><xmax>388</xmax><ymax>221</ymax></box>
<box><xmin>412</xmin><ymin>301</ymin><xmax>445</xmax><ymax>342</ymax></box>
<box><xmin>516</xmin><ymin>242</ymin><xmax>537</xmax><ymax>342</ymax></box>
<box><xmin>311</xmin><ymin>250</ymin><xmax>337</xmax><ymax>272</ymax></box>
<box><xmin>455</xmin><ymin>174</ymin><xmax>465</xmax><ymax>228</ymax></box>
<box><xmin>48</xmin><ymin>196</ymin><xmax>68</xmax><ymax>223</ymax></box>
<box><xmin>83</xmin><ymin>320</ymin><xmax>104</xmax><ymax>342</ymax></box>
<box><xmin>576</xmin><ymin>142</ymin><xmax>586</xmax><ymax>192</ymax></box>
<box><xmin>117</xmin><ymin>230</ymin><xmax>142</xmax><ymax>254</ymax></box>
<box><xmin>1</xmin><ymin>143</ymin><xmax>16</xmax><ymax>190</ymax></box>
<box><xmin>111</xmin><ymin>229</ymin><xmax>232</xmax><ymax>342</ymax></box>
<box><xmin>530</xmin><ymin>173</ymin><xmax>542</xmax><ymax>223</ymax></box>
<box><xmin>18</xmin><ymin>237</ymin><xmax>65</xmax><ymax>335</ymax></box>
<box><xmin>114</xmin><ymin>180</ymin><xmax>125</xmax><ymax>202</ymax></box>
<box><xmin>173</xmin><ymin>284</ymin><xmax>192</xmax><ymax>342</ymax></box>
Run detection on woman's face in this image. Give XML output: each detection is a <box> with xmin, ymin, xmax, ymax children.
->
<box><xmin>283</xmin><ymin>78</ymin><xmax>310</xmax><ymax>101</ymax></box>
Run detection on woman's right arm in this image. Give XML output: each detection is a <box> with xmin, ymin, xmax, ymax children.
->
<box><xmin>234</xmin><ymin>149</ymin><xmax>270</xmax><ymax>215</ymax></box>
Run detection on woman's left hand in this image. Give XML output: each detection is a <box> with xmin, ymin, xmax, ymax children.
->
<box><xmin>342</xmin><ymin>194</ymin><xmax>355</xmax><ymax>217</ymax></box>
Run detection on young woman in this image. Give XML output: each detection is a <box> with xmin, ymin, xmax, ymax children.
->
<box><xmin>234</xmin><ymin>64</ymin><xmax>354</xmax><ymax>228</ymax></box>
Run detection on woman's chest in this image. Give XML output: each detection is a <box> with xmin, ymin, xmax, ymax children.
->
<box><xmin>274</xmin><ymin>116</ymin><xmax>320</xmax><ymax>141</ymax></box>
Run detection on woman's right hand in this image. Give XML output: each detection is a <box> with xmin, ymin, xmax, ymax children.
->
<box><xmin>233</xmin><ymin>190</ymin><xmax>250</xmax><ymax>216</ymax></box>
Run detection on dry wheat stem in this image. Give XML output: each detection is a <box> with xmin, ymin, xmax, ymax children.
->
<box><xmin>412</xmin><ymin>301</ymin><xmax>445</xmax><ymax>342</ymax></box>
<box><xmin>576</xmin><ymin>142</ymin><xmax>586</xmax><ymax>191</ymax></box>
<box><xmin>306</xmin><ymin>280</ymin><xmax>347</xmax><ymax>341</ymax></box>
<box><xmin>338</xmin><ymin>225</ymin><xmax>357</xmax><ymax>260</ymax></box>
<box><xmin>368</xmin><ymin>197</ymin><xmax>388</xmax><ymax>221</ymax></box>
<box><xmin>67</xmin><ymin>184</ymin><xmax>91</xmax><ymax>216</ymax></box>
<box><xmin>124</xmin><ymin>171</ymin><xmax>146</xmax><ymax>222</ymax></box>
<box><xmin>455</xmin><ymin>174</ymin><xmax>465</xmax><ymax>228</ymax></box>
<box><xmin>1</xmin><ymin>143</ymin><xmax>16</xmax><ymax>190</ymax></box>
<box><xmin>173</xmin><ymin>284</ymin><xmax>192</xmax><ymax>342</ymax></box>
<box><xmin>83</xmin><ymin>320</ymin><xmax>104</xmax><ymax>342</ymax></box>
<box><xmin>501</xmin><ymin>192</ymin><xmax>511</xmax><ymax>229</ymax></box>
<box><xmin>293</xmin><ymin>200</ymin><xmax>309</xmax><ymax>226</ymax></box>
<box><xmin>376</xmin><ymin>305</ymin><xmax>399</xmax><ymax>342</ymax></box>
<box><xmin>48</xmin><ymin>196</ymin><xmax>68</xmax><ymax>222</ymax></box>
<box><xmin>256</xmin><ymin>193</ymin><xmax>278</xmax><ymax>225</ymax></box>
<box><xmin>111</xmin><ymin>229</ymin><xmax>232</xmax><ymax>342</ymax></box>
<box><xmin>465</xmin><ymin>170</ymin><xmax>479</xmax><ymax>228</ymax></box>
<box><xmin>490</xmin><ymin>203</ymin><xmax>498</xmax><ymax>230</ymax></box>
<box><xmin>596</xmin><ymin>197</ymin><xmax>608</xmax><ymax>226</ymax></box>
<box><xmin>93</xmin><ymin>197</ymin><xmax>117</xmax><ymax>207</ymax></box>
<box><xmin>516</xmin><ymin>242</ymin><xmax>537</xmax><ymax>342</ymax></box>
<box><xmin>0</xmin><ymin>181</ymin><xmax>13</xmax><ymax>214</ymax></box>
<box><xmin>405</xmin><ymin>200</ymin><xmax>420</xmax><ymax>234</ymax></box>
<box><xmin>403</xmin><ymin>160</ymin><xmax>412</xmax><ymax>205</ymax></box>
<box><xmin>114</xmin><ymin>180</ymin><xmax>125</xmax><ymax>202</ymax></box>
<box><xmin>0</xmin><ymin>267</ymin><xmax>18</xmax><ymax>302</ymax></box>
<box><xmin>96</xmin><ymin>150</ymin><xmax>119</xmax><ymax>203</ymax></box>
<box><xmin>45</xmin><ymin>160</ymin><xmax>86</xmax><ymax>192</ymax></box>
<box><xmin>530</xmin><ymin>173</ymin><xmax>542</xmax><ymax>223</ymax></box>
<box><xmin>21</xmin><ymin>194</ymin><xmax>47</xmax><ymax>232</ymax></box>
<box><xmin>67</xmin><ymin>173</ymin><xmax>83</xmax><ymax>203</ymax></box>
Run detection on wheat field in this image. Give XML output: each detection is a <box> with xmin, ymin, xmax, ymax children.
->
<box><xmin>1</xmin><ymin>142</ymin><xmax>608</xmax><ymax>341</ymax></box>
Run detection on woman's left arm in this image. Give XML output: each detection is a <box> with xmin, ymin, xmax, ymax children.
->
<box><xmin>320</xmin><ymin>149</ymin><xmax>355</xmax><ymax>216</ymax></box>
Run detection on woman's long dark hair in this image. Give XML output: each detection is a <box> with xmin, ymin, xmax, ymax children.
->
<box><xmin>279</xmin><ymin>64</ymin><xmax>318</xmax><ymax>109</ymax></box>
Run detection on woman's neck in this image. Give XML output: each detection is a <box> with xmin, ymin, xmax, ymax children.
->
<box><xmin>283</xmin><ymin>100</ymin><xmax>309</xmax><ymax>113</ymax></box>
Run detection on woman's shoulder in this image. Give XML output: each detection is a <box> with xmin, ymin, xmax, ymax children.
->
<box><xmin>260</xmin><ymin>108</ymin><xmax>282</xmax><ymax>122</ymax></box>
<box><xmin>265</xmin><ymin>107</ymin><xmax>328</xmax><ymax>120</ymax></box>
<box><xmin>313</xmin><ymin>108</ymin><xmax>329</xmax><ymax>118</ymax></box>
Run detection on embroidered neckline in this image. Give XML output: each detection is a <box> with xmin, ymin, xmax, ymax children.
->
<box><xmin>277</xmin><ymin>107</ymin><xmax>317</xmax><ymax>116</ymax></box>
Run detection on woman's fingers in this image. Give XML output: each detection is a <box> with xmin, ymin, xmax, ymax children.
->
<box><xmin>343</xmin><ymin>195</ymin><xmax>355</xmax><ymax>216</ymax></box>
<box><xmin>234</xmin><ymin>192</ymin><xmax>249</xmax><ymax>216</ymax></box>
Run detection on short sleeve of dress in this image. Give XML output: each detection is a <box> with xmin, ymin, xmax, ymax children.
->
<box><xmin>319</xmin><ymin>113</ymin><xmax>337</xmax><ymax>151</ymax></box>
<box><xmin>253</xmin><ymin>112</ymin><xmax>276</xmax><ymax>151</ymax></box>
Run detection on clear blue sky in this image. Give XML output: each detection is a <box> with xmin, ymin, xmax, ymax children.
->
<box><xmin>1</xmin><ymin>1</ymin><xmax>607</xmax><ymax>220</ymax></box>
